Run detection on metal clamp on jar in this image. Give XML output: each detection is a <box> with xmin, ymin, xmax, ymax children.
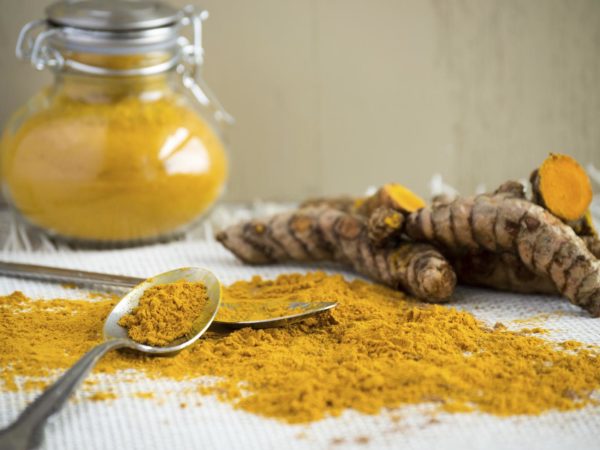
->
<box><xmin>2</xmin><ymin>1</ymin><xmax>232</xmax><ymax>245</ymax></box>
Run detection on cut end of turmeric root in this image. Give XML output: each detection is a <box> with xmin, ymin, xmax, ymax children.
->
<box><xmin>357</xmin><ymin>183</ymin><xmax>426</xmax><ymax>217</ymax></box>
<box><xmin>532</xmin><ymin>153</ymin><xmax>593</xmax><ymax>221</ymax></box>
<box><xmin>384</xmin><ymin>183</ymin><xmax>427</xmax><ymax>212</ymax></box>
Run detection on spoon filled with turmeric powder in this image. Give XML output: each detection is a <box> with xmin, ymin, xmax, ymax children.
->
<box><xmin>0</xmin><ymin>267</ymin><xmax>221</xmax><ymax>450</ymax></box>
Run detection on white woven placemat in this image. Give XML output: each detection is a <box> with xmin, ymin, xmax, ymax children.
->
<box><xmin>1</xmin><ymin>241</ymin><xmax>600</xmax><ymax>450</ymax></box>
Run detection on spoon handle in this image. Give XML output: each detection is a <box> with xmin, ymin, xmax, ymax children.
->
<box><xmin>0</xmin><ymin>261</ymin><xmax>143</xmax><ymax>289</ymax></box>
<box><xmin>0</xmin><ymin>339</ymin><xmax>128</xmax><ymax>450</ymax></box>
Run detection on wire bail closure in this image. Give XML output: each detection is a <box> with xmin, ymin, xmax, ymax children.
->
<box><xmin>179</xmin><ymin>6</ymin><xmax>234</xmax><ymax>125</ymax></box>
<box><xmin>15</xmin><ymin>4</ymin><xmax>234</xmax><ymax>126</ymax></box>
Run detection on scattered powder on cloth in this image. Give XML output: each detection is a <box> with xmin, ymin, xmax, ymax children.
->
<box><xmin>118</xmin><ymin>281</ymin><xmax>209</xmax><ymax>346</ymax></box>
<box><xmin>1</xmin><ymin>272</ymin><xmax>600</xmax><ymax>424</ymax></box>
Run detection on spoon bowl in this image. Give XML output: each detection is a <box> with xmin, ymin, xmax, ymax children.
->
<box><xmin>104</xmin><ymin>267</ymin><xmax>221</xmax><ymax>353</ymax></box>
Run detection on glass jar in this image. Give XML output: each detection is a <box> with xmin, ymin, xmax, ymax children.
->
<box><xmin>1</xmin><ymin>1</ymin><xmax>232</xmax><ymax>245</ymax></box>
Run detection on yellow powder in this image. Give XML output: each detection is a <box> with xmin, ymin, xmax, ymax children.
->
<box><xmin>518</xmin><ymin>327</ymin><xmax>549</xmax><ymax>335</ymax></box>
<box><xmin>0</xmin><ymin>74</ymin><xmax>228</xmax><ymax>242</ymax></box>
<box><xmin>383</xmin><ymin>213</ymin><xmax>403</xmax><ymax>229</ymax></box>
<box><xmin>1</xmin><ymin>272</ymin><xmax>600</xmax><ymax>424</ymax></box>
<box><xmin>512</xmin><ymin>311</ymin><xmax>566</xmax><ymax>325</ymax></box>
<box><xmin>118</xmin><ymin>281</ymin><xmax>209</xmax><ymax>346</ymax></box>
<box><xmin>133</xmin><ymin>392</ymin><xmax>155</xmax><ymax>400</ymax></box>
<box><xmin>88</xmin><ymin>392</ymin><xmax>117</xmax><ymax>402</ymax></box>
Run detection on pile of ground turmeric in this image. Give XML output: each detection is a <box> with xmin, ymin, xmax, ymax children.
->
<box><xmin>0</xmin><ymin>73</ymin><xmax>228</xmax><ymax>243</ymax></box>
<box><xmin>118</xmin><ymin>281</ymin><xmax>209</xmax><ymax>346</ymax></box>
<box><xmin>1</xmin><ymin>272</ymin><xmax>599</xmax><ymax>423</ymax></box>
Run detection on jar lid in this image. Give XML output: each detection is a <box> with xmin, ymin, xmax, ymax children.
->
<box><xmin>46</xmin><ymin>1</ymin><xmax>182</xmax><ymax>32</ymax></box>
<box><xmin>17</xmin><ymin>1</ymin><xmax>204</xmax><ymax>71</ymax></box>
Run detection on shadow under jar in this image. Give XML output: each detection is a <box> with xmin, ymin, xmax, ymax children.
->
<box><xmin>1</xmin><ymin>1</ymin><xmax>232</xmax><ymax>245</ymax></box>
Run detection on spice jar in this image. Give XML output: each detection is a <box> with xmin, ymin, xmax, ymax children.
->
<box><xmin>1</xmin><ymin>1</ymin><xmax>232</xmax><ymax>244</ymax></box>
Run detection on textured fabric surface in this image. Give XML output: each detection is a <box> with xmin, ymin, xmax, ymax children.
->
<box><xmin>1</xmin><ymin>241</ymin><xmax>600</xmax><ymax>450</ymax></box>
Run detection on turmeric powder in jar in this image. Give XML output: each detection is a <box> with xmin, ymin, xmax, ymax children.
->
<box><xmin>1</xmin><ymin>1</ymin><xmax>231</xmax><ymax>244</ymax></box>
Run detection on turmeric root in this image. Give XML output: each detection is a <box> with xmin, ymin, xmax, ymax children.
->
<box><xmin>301</xmin><ymin>183</ymin><xmax>426</xmax><ymax>217</ymax></box>
<box><xmin>367</xmin><ymin>206</ymin><xmax>405</xmax><ymax>247</ymax></box>
<box><xmin>570</xmin><ymin>212</ymin><xmax>600</xmax><ymax>259</ymax></box>
<box><xmin>420</xmin><ymin>183</ymin><xmax>558</xmax><ymax>295</ymax></box>
<box><xmin>302</xmin><ymin>183</ymin><xmax>423</xmax><ymax>248</ymax></box>
<box><xmin>569</xmin><ymin>211</ymin><xmax>597</xmax><ymax>238</ymax></box>
<box><xmin>405</xmin><ymin>183</ymin><xmax>600</xmax><ymax>316</ymax></box>
<box><xmin>530</xmin><ymin>153</ymin><xmax>599</xmax><ymax>259</ymax></box>
<box><xmin>583</xmin><ymin>236</ymin><xmax>600</xmax><ymax>259</ymax></box>
<box><xmin>530</xmin><ymin>153</ymin><xmax>593</xmax><ymax>221</ymax></box>
<box><xmin>216</xmin><ymin>207</ymin><xmax>456</xmax><ymax>302</ymax></box>
<box><xmin>452</xmin><ymin>251</ymin><xmax>557</xmax><ymax>295</ymax></box>
<box><xmin>302</xmin><ymin>181</ymin><xmax>595</xmax><ymax>302</ymax></box>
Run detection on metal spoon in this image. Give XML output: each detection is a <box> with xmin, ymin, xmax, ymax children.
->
<box><xmin>0</xmin><ymin>267</ymin><xmax>221</xmax><ymax>450</ymax></box>
<box><xmin>0</xmin><ymin>260</ymin><xmax>337</xmax><ymax>328</ymax></box>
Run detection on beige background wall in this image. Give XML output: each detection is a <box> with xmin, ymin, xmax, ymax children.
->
<box><xmin>1</xmin><ymin>0</ymin><xmax>599</xmax><ymax>201</ymax></box>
